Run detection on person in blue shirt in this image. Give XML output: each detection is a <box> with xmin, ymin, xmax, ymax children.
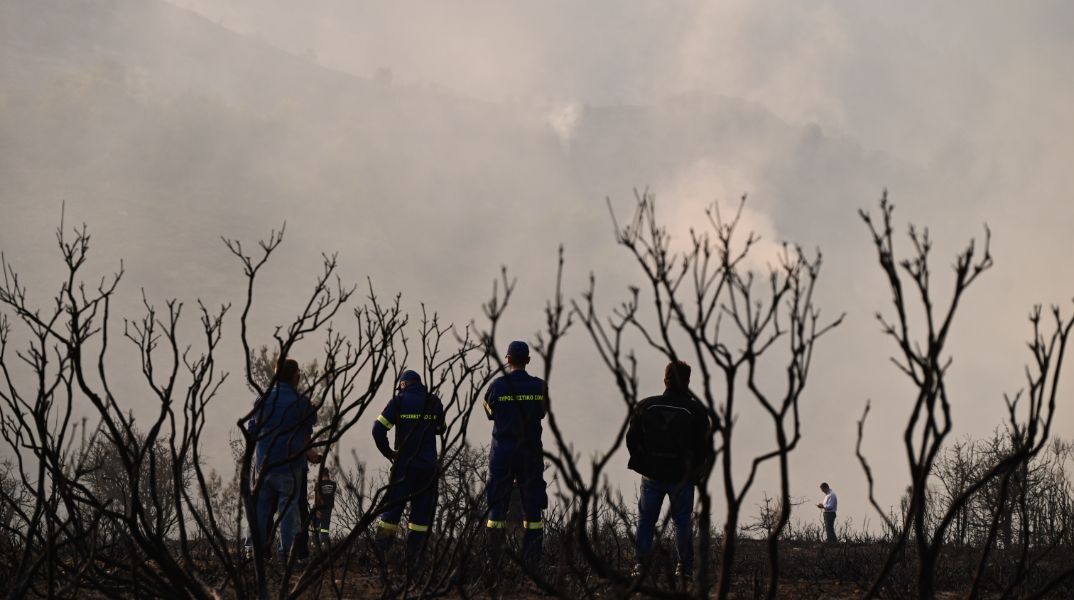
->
<box><xmin>246</xmin><ymin>358</ymin><xmax>319</xmax><ymax>562</ymax></box>
<box><xmin>371</xmin><ymin>369</ymin><xmax>445</xmax><ymax>570</ymax></box>
<box><xmin>484</xmin><ymin>340</ymin><xmax>548</xmax><ymax>565</ymax></box>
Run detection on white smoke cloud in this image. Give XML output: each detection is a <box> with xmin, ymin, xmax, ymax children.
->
<box><xmin>6</xmin><ymin>0</ymin><xmax>1073</xmax><ymax>534</ymax></box>
<box><xmin>658</xmin><ymin>159</ymin><xmax>784</xmax><ymax>271</ymax></box>
<box><xmin>672</xmin><ymin>2</ymin><xmax>854</xmax><ymax>133</ymax></box>
<box><xmin>546</xmin><ymin>102</ymin><xmax>581</xmax><ymax>152</ymax></box>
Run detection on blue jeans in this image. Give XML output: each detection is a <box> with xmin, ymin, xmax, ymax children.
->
<box><xmin>250</xmin><ymin>469</ymin><xmax>301</xmax><ymax>559</ymax></box>
<box><xmin>636</xmin><ymin>477</ymin><xmax>694</xmax><ymax>571</ymax></box>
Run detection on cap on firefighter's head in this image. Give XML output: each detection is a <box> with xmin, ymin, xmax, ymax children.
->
<box><xmin>398</xmin><ymin>370</ymin><xmax>421</xmax><ymax>384</ymax></box>
<box><xmin>506</xmin><ymin>340</ymin><xmax>530</xmax><ymax>360</ymax></box>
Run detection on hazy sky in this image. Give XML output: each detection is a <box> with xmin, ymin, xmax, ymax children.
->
<box><xmin>2</xmin><ymin>0</ymin><xmax>1073</xmax><ymax>532</ymax></box>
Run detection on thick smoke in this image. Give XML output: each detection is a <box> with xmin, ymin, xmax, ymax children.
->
<box><xmin>2</xmin><ymin>0</ymin><xmax>1072</xmax><ymax>529</ymax></box>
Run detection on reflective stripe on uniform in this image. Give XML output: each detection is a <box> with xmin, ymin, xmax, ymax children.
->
<box><xmin>378</xmin><ymin>520</ymin><xmax>400</xmax><ymax>531</ymax></box>
<box><xmin>377</xmin><ymin>414</ymin><xmax>394</xmax><ymax>429</ymax></box>
<box><xmin>486</xmin><ymin>519</ymin><xmax>506</xmax><ymax>529</ymax></box>
<box><xmin>522</xmin><ymin>520</ymin><xmax>544</xmax><ymax>530</ymax></box>
<box><xmin>318</xmin><ymin>528</ymin><xmax>330</xmax><ymax>533</ymax></box>
<box><xmin>483</xmin><ymin>400</ymin><xmax>493</xmax><ymax>416</ymax></box>
<box><xmin>408</xmin><ymin>522</ymin><xmax>429</xmax><ymax>532</ymax></box>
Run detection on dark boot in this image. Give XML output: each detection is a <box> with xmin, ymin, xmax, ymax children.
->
<box><xmin>374</xmin><ymin>526</ymin><xmax>398</xmax><ymax>585</ymax></box>
<box><xmin>405</xmin><ymin>531</ymin><xmax>428</xmax><ymax>574</ymax></box>
<box><xmin>484</xmin><ymin>526</ymin><xmax>507</xmax><ymax>584</ymax></box>
<box><xmin>522</xmin><ymin>527</ymin><xmax>543</xmax><ymax>568</ymax></box>
<box><xmin>374</xmin><ymin>527</ymin><xmax>397</xmax><ymax>557</ymax></box>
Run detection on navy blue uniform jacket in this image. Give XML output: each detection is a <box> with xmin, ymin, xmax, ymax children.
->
<box><xmin>372</xmin><ymin>383</ymin><xmax>445</xmax><ymax>470</ymax></box>
<box><xmin>483</xmin><ymin>370</ymin><xmax>547</xmax><ymax>455</ymax></box>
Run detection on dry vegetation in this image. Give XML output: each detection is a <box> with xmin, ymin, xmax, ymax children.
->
<box><xmin>1</xmin><ymin>194</ymin><xmax>1072</xmax><ymax>598</ymax></box>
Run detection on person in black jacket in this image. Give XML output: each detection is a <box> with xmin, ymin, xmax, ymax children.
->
<box><xmin>626</xmin><ymin>360</ymin><xmax>713</xmax><ymax>580</ymax></box>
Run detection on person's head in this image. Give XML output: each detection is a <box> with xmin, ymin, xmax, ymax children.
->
<box><xmin>506</xmin><ymin>340</ymin><xmax>530</xmax><ymax>370</ymax></box>
<box><xmin>664</xmin><ymin>360</ymin><xmax>691</xmax><ymax>391</ymax></box>
<box><xmin>820</xmin><ymin>482</ymin><xmax>830</xmax><ymax>493</ymax></box>
<box><xmin>275</xmin><ymin>358</ymin><xmax>301</xmax><ymax>387</ymax></box>
<box><xmin>397</xmin><ymin>369</ymin><xmax>421</xmax><ymax>390</ymax></box>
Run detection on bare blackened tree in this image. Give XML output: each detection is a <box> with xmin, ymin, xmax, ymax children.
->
<box><xmin>81</xmin><ymin>426</ymin><xmax>194</xmax><ymax>544</ymax></box>
<box><xmin>496</xmin><ymin>192</ymin><xmax>841</xmax><ymax>599</ymax></box>
<box><xmin>222</xmin><ymin>227</ymin><xmax>503</xmax><ymax>599</ymax></box>
<box><xmin>0</xmin><ymin>219</ymin><xmax>502</xmax><ymax>599</ymax></box>
<box><xmin>3</xmin><ymin>195</ymin><xmax>1071</xmax><ymax>599</ymax></box>
<box><xmin>313</xmin><ymin>306</ymin><xmax>497</xmax><ymax>599</ymax></box>
<box><xmin>931</xmin><ymin>432</ymin><xmax>1074</xmax><ymax>553</ymax></box>
<box><xmin>0</xmin><ymin>219</ymin><xmax>230</xmax><ymax>598</ymax></box>
<box><xmin>856</xmin><ymin>194</ymin><xmax>1074</xmax><ymax>598</ymax></box>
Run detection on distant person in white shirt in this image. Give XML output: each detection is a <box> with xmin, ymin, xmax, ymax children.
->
<box><xmin>816</xmin><ymin>482</ymin><xmax>838</xmax><ymax>543</ymax></box>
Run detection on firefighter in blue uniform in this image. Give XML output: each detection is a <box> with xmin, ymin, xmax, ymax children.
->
<box><xmin>484</xmin><ymin>340</ymin><xmax>548</xmax><ymax>565</ymax></box>
<box><xmin>371</xmin><ymin>370</ymin><xmax>445</xmax><ymax>570</ymax></box>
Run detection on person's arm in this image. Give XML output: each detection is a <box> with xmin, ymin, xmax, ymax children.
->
<box><xmin>372</xmin><ymin>397</ymin><xmax>398</xmax><ymax>461</ymax></box>
<box><xmin>246</xmin><ymin>395</ymin><xmax>262</xmax><ymax>435</ymax></box>
<box><xmin>482</xmin><ymin>382</ymin><xmax>497</xmax><ymax>420</ymax></box>
<box><xmin>625</xmin><ymin>401</ymin><xmax>644</xmax><ymax>457</ymax></box>
<box><xmin>695</xmin><ymin>407</ymin><xmax>713</xmax><ymax>474</ymax></box>
<box><xmin>539</xmin><ymin>381</ymin><xmax>548</xmax><ymax>420</ymax></box>
<box><xmin>692</xmin><ymin>401</ymin><xmax>716</xmax><ymax>479</ymax></box>
<box><xmin>305</xmin><ymin>434</ymin><xmax>321</xmax><ymax>463</ymax></box>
